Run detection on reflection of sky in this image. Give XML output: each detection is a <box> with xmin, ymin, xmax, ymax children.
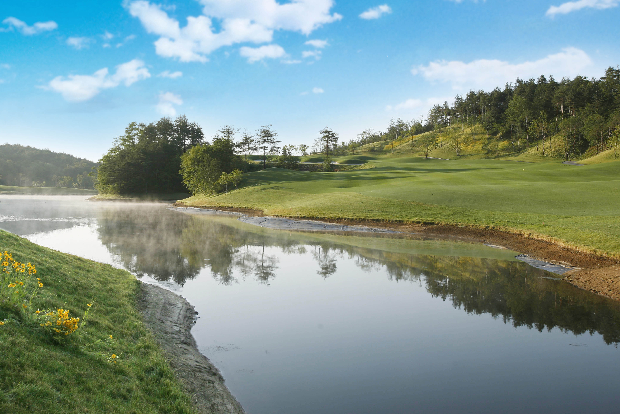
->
<box><xmin>2</xmin><ymin>197</ymin><xmax>620</xmax><ymax>414</ymax></box>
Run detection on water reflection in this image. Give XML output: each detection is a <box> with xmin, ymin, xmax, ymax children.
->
<box><xmin>93</xmin><ymin>209</ymin><xmax>620</xmax><ymax>346</ymax></box>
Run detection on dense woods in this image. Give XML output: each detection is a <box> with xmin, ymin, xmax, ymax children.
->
<box><xmin>0</xmin><ymin>144</ymin><xmax>96</xmax><ymax>188</ymax></box>
<box><xmin>353</xmin><ymin>67</ymin><xmax>620</xmax><ymax>159</ymax></box>
<box><xmin>96</xmin><ymin>116</ymin><xmax>204</xmax><ymax>194</ymax></box>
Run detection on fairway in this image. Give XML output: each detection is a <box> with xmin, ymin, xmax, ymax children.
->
<box><xmin>181</xmin><ymin>157</ymin><xmax>620</xmax><ymax>256</ymax></box>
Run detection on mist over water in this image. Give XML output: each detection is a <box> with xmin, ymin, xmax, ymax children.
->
<box><xmin>1</xmin><ymin>196</ymin><xmax>619</xmax><ymax>414</ymax></box>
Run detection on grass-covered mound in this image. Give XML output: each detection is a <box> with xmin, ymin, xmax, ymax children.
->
<box><xmin>0</xmin><ymin>230</ymin><xmax>196</xmax><ymax>414</ymax></box>
<box><xmin>180</xmin><ymin>157</ymin><xmax>620</xmax><ymax>257</ymax></box>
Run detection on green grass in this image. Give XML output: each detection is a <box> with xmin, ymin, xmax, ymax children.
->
<box><xmin>180</xmin><ymin>156</ymin><xmax>620</xmax><ymax>257</ymax></box>
<box><xmin>0</xmin><ymin>185</ymin><xmax>97</xmax><ymax>196</ymax></box>
<box><xmin>0</xmin><ymin>230</ymin><xmax>197</xmax><ymax>414</ymax></box>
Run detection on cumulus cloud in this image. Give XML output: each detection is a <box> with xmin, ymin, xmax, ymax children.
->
<box><xmin>158</xmin><ymin>70</ymin><xmax>183</xmax><ymax>78</ymax></box>
<box><xmin>302</xmin><ymin>50</ymin><xmax>322</xmax><ymax>60</ymax></box>
<box><xmin>305</xmin><ymin>39</ymin><xmax>328</xmax><ymax>48</ymax></box>
<box><xmin>66</xmin><ymin>37</ymin><xmax>91</xmax><ymax>50</ymax></box>
<box><xmin>312</xmin><ymin>87</ymin><xmax>324</xmax><ymax>94</ymax></box>
<box><xmin>412</xmin><ymin>47</ymin><xmax>593</xmax><ymax>91</ymax></box>
<box><xmin>546</xmin><ymin>0</ymin><xmax>619</xmax><ymax>16</ymax></box>
<box><xmin>386</xmin><ymin>97</ymin><xmax>453</xmax><ymax>118</ymax></box>
<box><xmin>359</xmin><ymin>4</ymin><xmax>392</xmax><ymax>20</ymax></box>
<box><xmin>48</xmin><ymin>59</ymin><xmax>151</xmax><ymax>102</ymax></box>
<box><xmin>2</xmin><ymin>17</ymin><xmax>58</xmax><ymax>35</ymax></box>
<box><xmin>240</xmin><ymin>44</ymin><xmax>286</xmax><ymax>63</ymax></box>
<box><xmin>386</xmin><ymin>99</ymin><xmax>423</xmax><ymax>112</ymax></box>
<box><xmin>127</xmin><ymin>0</ymin><xmax>341</xmax><ymax>62</ymax></box>
<box><xmin>157</xmin><ymin>92</ymin><xmax>183</xmax><ymax>116</ymax></box>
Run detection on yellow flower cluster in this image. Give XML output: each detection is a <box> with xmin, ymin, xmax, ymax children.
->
<box><xmin>107</xmin><ymin>353</ymin><xmax>120</xmax><ymax>364</ymax></box>
<box><xmin>1</xmin><ymin>251</ymin><xmax>39</xmax><ymax>309</ymax></box>
<box><xmin>38</xmin><ymin>308</ymin><xmax>80</xmax><ymax>336</ymax></box>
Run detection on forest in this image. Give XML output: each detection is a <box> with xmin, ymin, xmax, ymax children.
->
<box><xmin>0</xmin><ymin>144</ymin><xmax>96</xmax><ymax>189</ymax></box>
<box><xmin>351</xmin><ymin>66</ymin><xmax>620</xmax><ymax>159</ymax></box>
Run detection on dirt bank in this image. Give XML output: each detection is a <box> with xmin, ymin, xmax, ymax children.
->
<box><xmin>137</xmin><ymin>282</ymin><xmax>245</xmax><ymax>414</ymax></box>
<box><xmin>174</xmin><ymin>204</ymin><xmax>620</xmax><ymax>301</ymax></box>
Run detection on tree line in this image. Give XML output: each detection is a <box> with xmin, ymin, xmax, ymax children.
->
<box><xmin>0</xmin><ymin>144</ymin><xmax>96</xmax><ymax>189</ymax></box>
<box><xmin>354</xmin><ymin>67</ymin><xmax>620</xmax><ymax>159</ymax></box>
<box><xmin>96</xmin><ymin>117</ymin><xmax>345</xmax><ymax>195</ymax></box>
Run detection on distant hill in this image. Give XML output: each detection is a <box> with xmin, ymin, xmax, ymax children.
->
<box><xmin>0</xmin><ymin>144</ymin><xmax>97</xmax><ymax>189</ymax></box>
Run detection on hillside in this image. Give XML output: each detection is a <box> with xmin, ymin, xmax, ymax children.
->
<box><xmin>0</xmin><ymin>144</ymin><xmax>97</xmax><ymax>189</ymax></box>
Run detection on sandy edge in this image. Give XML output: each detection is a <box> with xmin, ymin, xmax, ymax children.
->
<box><xmin>137</xmin><ymin>282</ymin><xmax>245</xmax><ymax>414</ymax></box>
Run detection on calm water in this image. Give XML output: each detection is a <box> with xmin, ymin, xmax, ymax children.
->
<box><xmin>2</xmin><ymin>195</ymin><xmax>620</xmax><ymax>414</ymax></box>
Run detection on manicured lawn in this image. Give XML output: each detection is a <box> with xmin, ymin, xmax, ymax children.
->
<box><xmin>180</xmin><ymin>156</ymin><xmax>620</xmax><ymax>256</ymax></box>
<box><xmin>0</xmin><ymin>230</ymin><xmax>196</xmax><ymax>414</ymax></box>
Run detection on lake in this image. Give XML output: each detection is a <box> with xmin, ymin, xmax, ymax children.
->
<box><xmin>1</xmin><ymin>195</ymin><xmax>619</xmax><ymax>414</ymax></box>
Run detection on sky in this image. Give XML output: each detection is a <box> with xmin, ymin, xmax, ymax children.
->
<box><xmin>1</xmin><ymin>0</ymin><xmax>619</xmax><ymax>162</ymax></box>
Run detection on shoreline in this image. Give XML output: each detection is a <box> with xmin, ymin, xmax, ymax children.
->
<box><xmin>174</xmin><ymin>204</ymin><xmax>620</xmax><ymax>301</ymax></box>
<box><xmin>137</xmin><ymin>282</ymin><xmax>245</xmax><ymax>414</ymax></box>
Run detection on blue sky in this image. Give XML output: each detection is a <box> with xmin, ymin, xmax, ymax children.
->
<box><xmin>1</xmin><ymin>0</ymin><xmax>619</xmax><ymax>162</ymax></box>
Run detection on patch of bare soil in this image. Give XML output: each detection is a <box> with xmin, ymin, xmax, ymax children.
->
<box><xmin>137</xmin><ymin>282</ymin><xmax>245</xmax><ymax>414</ymax></box>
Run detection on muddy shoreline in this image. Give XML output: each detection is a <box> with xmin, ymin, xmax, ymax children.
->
<box><xmin>174</xmin><ymin>204</ymin><xmax>620</xmax><ymax>301</ymax></box>
<box><xmin>137</xmin><ymin>283</ymin><xmax>245</xmax><ymax>414</ymax></box>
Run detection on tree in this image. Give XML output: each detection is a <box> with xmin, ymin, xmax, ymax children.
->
<box><xmin>316</xmin><ymin>127</ymin><xmax>339</xmax><ymax>170</ymax></box>
<box><xmin>96</xmin><ymin>116</ymin><xmax>203</xmax><ymax>194</ymax></box>
<box><xmin>417</xmin><ymin>131</ymin><xmax>437</xmax><ymax>159</ymax></box>
<box><xmin>180</xmin><ymin>131</ymin><xmax>246</xmax><ymax>195</ymax></box>
<box><xmin>237</xmin><ymin>131</ymin><xmax>256</xmax><ymax>160</ymax></box>
<box><xmin>256</xmin><ymin>125</ymin><xmax>279</xmax><ymax>168</ymax></box>
<box><xmin>277</xmin><ymin>145</ymin><xmax>299</xmax><ymax>170</ymax></box>
<box><xmin>298</xmin><ymin>144</ymin><xmax>309</xmax><ymax>157</ymax></box>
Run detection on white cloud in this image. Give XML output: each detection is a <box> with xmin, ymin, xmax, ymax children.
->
<box><xmin>302</xmin><ymin>50</ymin><xmax>322</xmax><ymax>60</ymax></box>
<box><xmin>2</xmin><ymin>17</ymin><xmax>58</xmax><ymax>35</ymax></box>
<box><xmin>157</xmin><ymin>92</ymin><xmax>183</xmax><ymax>116</ymax></box>
<box><xmin>240</xmin><ymin>44</ymin><xmax>286</xmax><ymax>63</ymax></box>
<box><xmin>312</xmin><ymin>87</ymin><xmax>324</xmax><ymax>94</ymax></box>
<box><xmin>48</xmin><ymin>59</ymin><xmax>151</xmax><ymax>102</ymax></box>
<box><xmin>359</xmin><ymin>4</ymin><xmax>392</xmax><ymax>20</ymax></box>
<box><xmin>66</xmin><ymin>37</ymin><xmax>91</xmax><ymax>50</ymax></box>
<box><xmin>546</xmin><ymin>0</ymin><xmax>619</xmax><ymax>16</ymax></box>
<box><xmin>305</xmin><ymin>39</ymin><xmax>328</xmax><ymax>48</ymax></box>
<box><xmin>282</xmin><ymin>59</ymin><xmax>302</xmax><ymax>64</ymax></box>
<box><xmin>386</xmin><ymin>97</ymin><xmax>453</xmax><ymax>119</ymax></box>
<box><xmin>102</xmin><ymin>31</ymin><xmax>114</xmax><ymax>40</ymax></box>
<box><xmin>127</xmin><ymin>0</ymin><xmax>341</xmax><ymax>62</ymax></box>
<box><xmin>158</xmin><ymin>70</ymin><xmax>183</xmax><ymax>78</ymax></box>
<box><xmin>386</xmin><ymin>99</ymin><xmax>423</xmax><ymax>111</ymax></box>
<box><xmin>412</xmin><ymin>47</ymin><xmax>593</xmax><ymax>91</ymax></box>
<box><xmin>116</xmin><ymin>34</ymin><xmax>137</xmax><ymax>48</ymax></box>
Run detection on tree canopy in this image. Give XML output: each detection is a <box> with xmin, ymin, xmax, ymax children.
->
<box><xmin>96</xmin><ymin>116</ymin><xmax>203</xmax><ymax>194</ymax></box>
<box><xmin>0</xmin><ymin>144</ymin><xmax>96</xmax><ymax>188</ymax></box>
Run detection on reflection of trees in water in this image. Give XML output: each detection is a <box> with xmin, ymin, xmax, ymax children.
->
<box><xmin>312</xmin><ymin>245</ymin><xmax>339</xmax><ymax>278</ymax></box>
<box><xmin>96</xmin><ymin>207</ymin><xmax>200</xmax><ymax>284</ymax></box>
<box><xmin>96</xmin><ymin>209</ymin><xmax>620</xmax><ymax>344</ymax></box>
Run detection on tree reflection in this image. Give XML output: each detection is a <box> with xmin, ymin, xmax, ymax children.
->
<box><xmin>95</xmin><ymin>207</ymin><xmax>620</xmax><ymax>345</ymax></box>
<box><xmin>312</xmin><ymin>246</ymin><xmax>338</xmax><ymax>278</ymax></box>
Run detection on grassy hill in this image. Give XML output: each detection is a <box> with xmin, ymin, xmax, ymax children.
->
<box><xmin>0</xmin><ymin>230</ymin><xmax>196</xmax><ymax>413</ymax></box>
<box><xmin>180</xmin><ymin>156</ymin><xmax>620</xmax><ymax>257</ymax></box>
